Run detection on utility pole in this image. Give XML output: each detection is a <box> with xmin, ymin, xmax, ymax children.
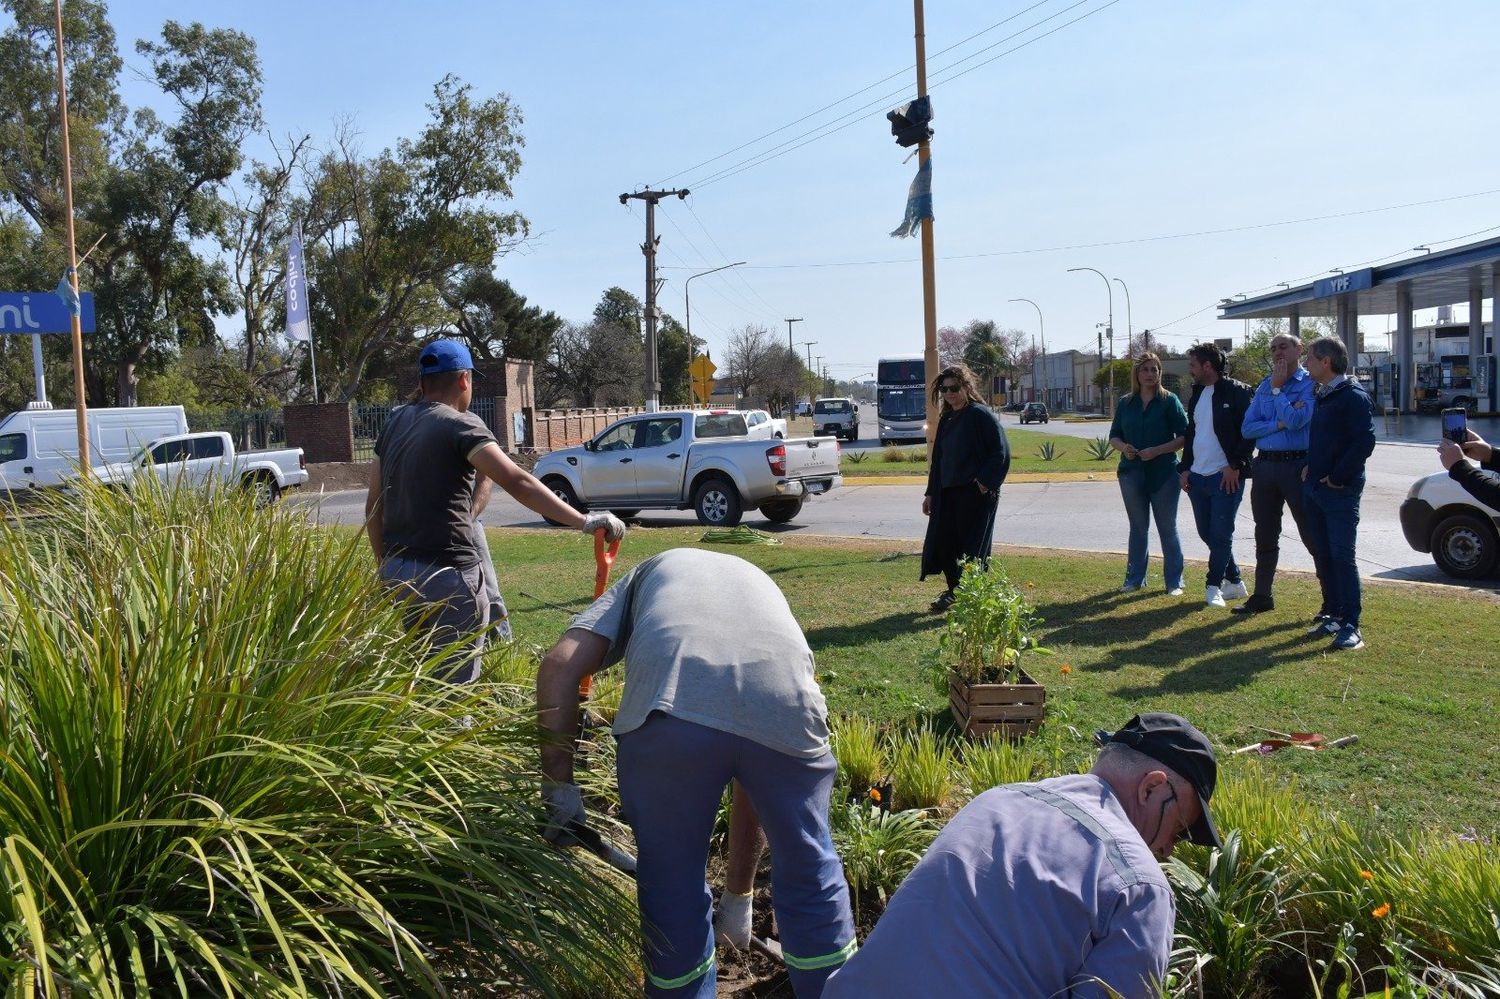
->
<box><xmin>911</xmin><ymin>0</ymin><xmax>939</xmax><ymax>447</ymax></box>
<box><xmin>803</xmin><ymin>341</ymin><xmax>818</xmax><ymax>408</ymax></box>
<box><xmin>53</xmin><ymin>0</ymin><xmax>88</xmax><ymax>473</ymax></box>
<box><xmin>784</xmin><ymin>317</ymin><xmax>803</xmax><ymax>354</ymax></box>
<box><xmin>620</xmin><ymin>187</ymin><xmax>689</xmax><ymax>411</ymax></box>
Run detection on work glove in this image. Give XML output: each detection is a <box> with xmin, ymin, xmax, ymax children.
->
<box><xmin>581</xmin><ymin>511</ymin><xmax>626</xmax><ymax>543</ymax></box>
<box><xmin>541</xmin><ymin>781</ymin><xmax>586</xmax><ymax>844</ymax></box>
<box><xmin>714</xmin><ymin>890</ymin><xmax>754</xmax><ymax>950</ymax></box>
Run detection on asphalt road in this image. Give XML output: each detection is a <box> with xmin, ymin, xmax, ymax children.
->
<box><xmin>307</xmin><ymin>415</ymin><xmax>1491</xmax><ymax>592</ymax></box>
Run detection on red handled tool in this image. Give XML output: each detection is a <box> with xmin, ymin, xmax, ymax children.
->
<box><xmin>577</xmin><ymin>530</ymin><xmax>619</xmax><ymax>699</ymax></box>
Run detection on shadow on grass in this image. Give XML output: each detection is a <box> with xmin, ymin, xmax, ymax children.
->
<box><xmin>804</xmin><ymin>609</ymin><xmax>943</xmax><ymax>650</ymax></box>
<box><xmin>1112</xmin><ymin>631</ymin><xmax>1327</xmax><ymax>697</ymax></box>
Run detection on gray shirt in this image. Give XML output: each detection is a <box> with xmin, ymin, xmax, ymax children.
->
<box><xmin>824</xmin><ymin>773</ymin><xmax>1175</xmax><ymax>999</ymax></box>
<box><xmin>569</xmin><ymin>548</ymin><xmax>830</xmax><ymax>758</ymax></box>
<box><xmin>374</xmin><ymin>401</ymin><xmax>495</xmax><ymax>569</ymax></box>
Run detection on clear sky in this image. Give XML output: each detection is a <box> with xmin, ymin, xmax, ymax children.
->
<box><xmin>107</xmin><ymin>0</ymin><xmax>1500</xmax><ymax>377</ymax></box>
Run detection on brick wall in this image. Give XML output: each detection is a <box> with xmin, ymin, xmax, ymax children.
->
<box><xmin>531</xmin><ymin>407</ymin><xmax>645</xmax><ymax>452</ymax></box>
<box><xmin>285</xmin><ymin>402</ymin><xmax>354</xmax><ymax>463</ymax></box>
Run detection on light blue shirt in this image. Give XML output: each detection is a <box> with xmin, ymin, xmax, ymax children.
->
<box><xmin>1242</xmin><ymin>365</ymin><xmax>1314</xmax><ymax>452</ymax></box>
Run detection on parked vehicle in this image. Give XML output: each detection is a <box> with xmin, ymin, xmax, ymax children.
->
<box><xmin>532</xmin><ymin>409</ymin><xmax>841</xmax><ymax>526</ymax></box>
<box><xmin>1400</xmin><ymin>471</ymin><xmax>1500</xmax><ymax>579</ymax></box>
<box><xmin>0</xmin><ymin>404</ymin><xmax>189</xmax><ymax>494</ymax></box>
<box><xmin>1020</xmin><ymin>402</ymin><xmax>1050</xmax><ymax>425</ymax></box>
<box><xmin>813</xmin><ymin>398</ymin><xmax>859</xmax><ymax>441</ymax></box>
<box><xmin>793</xmin><ymin>401</ymin><xmax>812</xmax><ymax>417</ymax></box>
<box><xmin>93</xmin><ymin>431</ymin><xmax>308</xmax><ymax>507</ymax></box>
<box><xmin>741</xmin><ymin>409</ymin><xmax>786</xmax><ymax>440</ymax></box>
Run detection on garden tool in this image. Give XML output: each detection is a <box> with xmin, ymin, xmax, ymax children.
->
<box><xmin>577</xmin><ymin>530</ymin><xmax>619</xmax><ymax>701</ymax></box>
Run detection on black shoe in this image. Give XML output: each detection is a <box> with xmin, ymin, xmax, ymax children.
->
<box><xmin>1231</xmin><ymin>594</ymin><xmax>1275</xmax><ymax>615</ymax></box>
<box><xmin>930</xmin><ymin>591</ymin><xmax>956</xmax><ymax>613</ymax></box>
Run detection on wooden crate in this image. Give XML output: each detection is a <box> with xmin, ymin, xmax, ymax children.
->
<box><xmin>949</xmin><ymin>668</ymin><xmax>1046</xmax><ymax>739</ymax></box>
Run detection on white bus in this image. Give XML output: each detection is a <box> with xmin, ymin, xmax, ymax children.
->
<box><xmin>876</xmin><ymin>354</ymin><xmax>926</xmax><ymax>444</ymax></box>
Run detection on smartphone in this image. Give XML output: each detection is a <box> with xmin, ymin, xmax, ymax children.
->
<box><xmin>1442</xmin><ymin>407</ymin><xmax>1468</xmax><ymax>445</ymax></box>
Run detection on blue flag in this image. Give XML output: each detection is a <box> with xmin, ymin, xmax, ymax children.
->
<box><xmin>285</xmin><ymin>222</ymin><xmax>311</xmax><ymax>343</ymax></box>
<box><xmin>55</xmin><ymin>267</ymin><xmax>81</xmax><ymax>317</ymax></box>
<box><xmin>890</xmin><ymin>158</ymin><xmax>933</xmax><ymax>239</ymax></box>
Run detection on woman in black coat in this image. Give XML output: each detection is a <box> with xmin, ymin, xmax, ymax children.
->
<box><xmin>920</xmin><ymin>364</ymin><xmax>1011</xmax><ymax>611</ymax></box>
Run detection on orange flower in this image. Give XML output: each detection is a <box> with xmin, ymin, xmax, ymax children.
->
<box><xmin>1359</xmin><ymin>870</ymin><xmax>1374</xmax><ymax>880</ymax></box>
<box><xmin>1060</xmin><ymin>665</ymin><xmax>1073</xmax><ymax>675</ymax></box>
<box><xmin>868</xmin><ymin>788</ymin><xmax>882</xmax><ymax>803</ymax></box>
<box><xmin>1371</xmin><ymin>903</ymin><xmax>1391</xmax><ymax>919</ymax></box>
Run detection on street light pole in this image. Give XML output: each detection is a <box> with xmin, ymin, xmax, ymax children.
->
<box><xmin>785</xmin><ymin>317</ymin><xmax>803</xmax><ymax>354</ymax></box>
<box><xmin>1113</xmin><ymin>277</ymin><xmax>1132</xmax><ymax>410</ymax></box>
<box><xmin>1067</xmin><ymin>267</ymin><xmax>1114</xmax><ymax>415</ymax></box>
<box><xmin>803</xmin><ymin>341</ymin><xmax>818</xmax><ymax>409</ymax></box>
<box><xmin>1008</xmin><ymin>297</ymin><xmax>1047</xmax><ymax>409</ymax></box>
<box><xmin>684</xmin><ymin>261</ymin><xmax>747</xmax><ymax>360</ymax></box>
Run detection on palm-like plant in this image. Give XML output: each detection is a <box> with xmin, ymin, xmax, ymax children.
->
<box><xmin>0</xmin><ymin>478</ymin><xmax>636</xmax><ymax>996</ymax></box>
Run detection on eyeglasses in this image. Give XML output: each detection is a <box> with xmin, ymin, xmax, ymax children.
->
<box><xmin>940</xmin><ymin>384</ymin><xmax>963</xmax><ymax>394</ymax></box>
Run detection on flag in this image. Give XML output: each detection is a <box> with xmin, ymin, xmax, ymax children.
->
<box><xmin>889</xmin><ymin>158</ymin><xmax>933</xmax><ymax>239</ymax></box>
<box><xmin>285</xmin><ymin>222</ymin><xmax>310</xmax><ymax>343</ymax></box>
<box><xmin>55</xmin><ymin>267</ymin><xmax>81</xmax><ymax>317</ymax></box>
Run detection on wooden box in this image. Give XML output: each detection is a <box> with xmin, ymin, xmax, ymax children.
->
<box><xmin>949</xmin><ymin>668</ymin><xmax>1046</xmax><ymax>739</ymax></box>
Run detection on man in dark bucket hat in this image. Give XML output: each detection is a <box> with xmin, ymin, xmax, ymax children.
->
<box><xmin>826</xmin><ymin>711</ymin><xmax>1222</xmax><ymax>999</ymax></box>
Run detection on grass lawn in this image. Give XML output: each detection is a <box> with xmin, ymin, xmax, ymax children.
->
<box><xmin>843</xmin><ymin>427</ymin><xmax>1119</xmax><ymax>476</ymax></box>
<box><xmin>488</xmin><ymin>526</ymin><xmax>1499</xmax><ymax>833</ymax></box>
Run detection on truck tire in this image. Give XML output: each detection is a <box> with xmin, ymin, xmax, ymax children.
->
<box><xmin>1431</xmin><ymin>513</ymin><xmax>1499</xmax><ymax>579</ymax></box>
<box><xmin>758</xmin><ymin>497</ymin><xmax>804</xmax><ymax>524</ymax></box>
<box><xmin>693</xmin><ymin>477</ymin><xmax>743</xmax><ymax>527</ymax></box>
<box><xmin>611</xmin><ymin>509</ymin><xmax>641</xmax><ymax>520</ymax></box>
<box><xmin>542</xmin><ymin>477</ymin><xmax>583</xmax><ymax>527</ymax></box>
<box><xmin>247</xmin><ymin>474</ymin><xmax>280</xmax><ymax>509</ymax></box>
<box><xmin>844</xmin><ymin>428</ymin><xmax>857</xmax><ymax>443</ymax></box>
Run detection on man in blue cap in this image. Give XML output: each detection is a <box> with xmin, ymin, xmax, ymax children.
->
<box><xmin>365</xmin><ymin>338</ymin><xmax>624</xmax><ymax>682</ymax></box>
<box><xmin>824</xmin><ymin>712</ymin><xmax>1220</xmax><ymax>999</ymax></box>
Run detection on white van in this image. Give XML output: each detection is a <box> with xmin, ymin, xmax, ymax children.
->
<box><xmin>0</xmin><ymin>405</ymin><xmax>189</xmax><ymax>493</ymax></box>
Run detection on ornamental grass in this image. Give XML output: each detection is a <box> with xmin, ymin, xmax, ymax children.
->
<box><xmin>0</xmin><ymin>478</ymin><xmax>635</xmax><ymax>996</ymax></box>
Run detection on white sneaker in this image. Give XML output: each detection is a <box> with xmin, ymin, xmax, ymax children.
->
<box><xmin>1168</xmin><ymin>586</ymin><xmax>1184</xmax><ymax>596</ymax></box>
<box><xmin>1205</xmin><ymin>585</ymin><xmax>1226</xmax><ymax>608</ymax></box>
<box><xmin>1220</xmin><ymin>580</ymin><xmax>1249</xmax><ymax>601</ymax></box>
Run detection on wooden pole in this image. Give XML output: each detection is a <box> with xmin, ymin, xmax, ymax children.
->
<box><xmin>53</xmin><ymin>0</ymin><xmax>89</xmax><ymax>476</ymax></box>
<box><xmin>914</xmin><ymin>0</ymin><xmax>939</xmax><ymax>446</ymax></box>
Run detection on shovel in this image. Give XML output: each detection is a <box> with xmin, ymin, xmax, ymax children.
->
<box><xmin>577</xmin><ymin>530</ymin><xmax>619</xmax><ymax>701</ymax></box>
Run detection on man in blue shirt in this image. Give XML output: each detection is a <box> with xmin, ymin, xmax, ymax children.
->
<box><xmin>1236</xmin><ymin>332</ymin><xmax>1318</xmax><ymax>615</ymax></box>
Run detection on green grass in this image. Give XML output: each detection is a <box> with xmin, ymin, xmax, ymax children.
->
<box><xmin>491</xmin><ymin>527</ymin><xmax>1500</xmax><ymax>833</ymax></box>
<box><xmin>841</xmin><ymin>428</ymin><xmax>1119</xmax><ymax>476</ymax></box>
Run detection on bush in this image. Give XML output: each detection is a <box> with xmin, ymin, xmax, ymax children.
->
<box><xmin>832</xmin><ymin>714</ymin><xmax>885</xmax><ymax>793</ymax></box>
<box><xmin>936</xmin><ymin>560</ymin><xmax>1049</xmax><ymax>685</ymax></box>
<box><xmin>0</xmin><ymin>479</ymin><xmax>636</xmax><ymax>996</ymax></box>
<box><xmin>887</xmin><ymin>724</ymin><xmax>955</xmax><ymax>811</ymax></box>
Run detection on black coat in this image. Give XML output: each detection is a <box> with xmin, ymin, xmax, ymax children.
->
<box><xmin>920</xmin><ymin>403</ymin><xmax>1010</xmax><ymax>581</ymax></box>
<box><xmin>1181</xmin><ymin>377</ymin><xmax>1254</xmax><ymax>474</ymax></box>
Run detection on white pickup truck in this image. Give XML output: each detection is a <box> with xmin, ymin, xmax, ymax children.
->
<box><xmin>93</xmin><ymin>430</ymin><xmax>309</xmax><ymax>506</ymax></box>
<box><xmin>533</xmin><ymin>409</ymin><xmax>841</xmax><ymax>526</ymax></box>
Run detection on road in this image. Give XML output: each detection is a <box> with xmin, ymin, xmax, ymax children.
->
<box><xmin>307</xmin><ymin>408</ymin><xmax>1489</xmax><ymax>591</ymax></box>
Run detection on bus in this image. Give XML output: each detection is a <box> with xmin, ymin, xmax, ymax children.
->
<box><xmin>876</xmin><ymin>354</ymin><xmax>926</xmax><ymax>443</ymax></box>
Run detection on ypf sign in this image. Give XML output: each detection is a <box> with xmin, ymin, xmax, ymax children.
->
<box><xmin>0</xmin><ymin>291</ymin><xmax>96</xmax><ymax>334</ymax></box>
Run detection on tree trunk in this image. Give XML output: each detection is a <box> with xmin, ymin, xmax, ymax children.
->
<box><xmin>115</xmin><ymin>359</ymin><xmax>139</xmax><ymax>407</ymax></box>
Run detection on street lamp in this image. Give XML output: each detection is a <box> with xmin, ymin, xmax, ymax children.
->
<box><xmin>684</xmin><ymin>261</ymin><xmax>746</xmax><ymax>358</ymax></box>
<box><xmin>1008</xmin><ymin>297</ymin><xmax>1047</xmax><ymax>408</ymax></box>
<box><xmin>1067</xmin><ymin>267</ymin><xmax>1114</xmax><ymax>415</ymax></box>
<box><xmin>1113</xmin><ymin>277</ymin><xmax>1133</xmax><ymax>406</ymax></box>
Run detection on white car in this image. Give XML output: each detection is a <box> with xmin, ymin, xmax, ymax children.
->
<box><xmin>1400</xmin><ymin>471</ymin><xmax>1500</xmax><ymax>578</ymax></box>
<box><xmin>741</xmin><ymin>409</ymin><xmax>786</xmax><ymax>440</ymax></box>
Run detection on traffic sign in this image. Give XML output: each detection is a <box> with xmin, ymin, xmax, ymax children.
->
<box><xmin>690</xmin><ymin>355</ymin><xmax>717</xmax><ymax>405</ymax></box>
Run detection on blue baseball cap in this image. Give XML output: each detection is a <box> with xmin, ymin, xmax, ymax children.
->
<box><xmin>418</xmin><ymin>339</ymin><xmax>475</xmax><ymax>376</ymax></box>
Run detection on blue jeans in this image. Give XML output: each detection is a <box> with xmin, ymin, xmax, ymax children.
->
<box><xmin>1303</xmin><ymin>480</ymin><xmax>1363</xmax><ymax>627</ymax></box>
<box><xmin>1187</xmin><ymin>470</ymin><xmax>1244</xmax><ymax>587</ymax></box>
<box><xmin>1119</xmin><ymin>473</ymin><xmax>1184</xmax><ymax>590</ymax></box>
<box><xmin>618</xmin><ymin>713</ymin><xmax>856</xmax><ymax>998</ymax></box>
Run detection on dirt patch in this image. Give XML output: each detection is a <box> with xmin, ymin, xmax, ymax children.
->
<box><xmin>304</xmin><ymin>461</ymin><xmax>373</xmax><ymax>493</ymax></box>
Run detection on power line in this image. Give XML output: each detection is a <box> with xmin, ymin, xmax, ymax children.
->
<box><xmin>684</xmin><ymin>200</ymin><xmax>783</xmax><ymax>317</ymax></box>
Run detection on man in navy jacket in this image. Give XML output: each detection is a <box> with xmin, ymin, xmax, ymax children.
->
<box><xmin>1302</xmin><ymin>337</ymin><xmax>1376</xmax><ymax>651</ymax></box>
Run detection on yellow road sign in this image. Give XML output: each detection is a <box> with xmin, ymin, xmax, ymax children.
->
<box><xmin>689</xmin><ymin>355</ymin><xmax>717</xmax><ymax>381</ymax></box>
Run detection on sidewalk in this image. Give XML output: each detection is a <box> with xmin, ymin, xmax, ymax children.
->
<box><xmin>1374</xmin><ymin>411</ymin><xmax>1500</xmax><ymax>446</ymax></box>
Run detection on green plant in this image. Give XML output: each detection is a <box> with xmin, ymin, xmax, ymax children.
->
<box><xmin>829</xmin><ymin>800</ymin><xmax>938</xmax><ymax>907</ymax></box>
<box><xmin>845</xmin><ymin>449</ymin><xmax>869</xmax><ymax>464</ymax></box>
<box><xmin>961</xmin><ymin>735</ymin><xmax>1038</xmax><ymax>796</ymax></box>
<box><xmin>1037</xmin><ymin>441</ymin><xmax>1064</xmax><ymax>461</ymax></box>
<box><xmin>0</xmin><ymin>477</ymin><xmax>637</xmax><ymax>996</ymax></box>
<box><xmin>906</xmin><ymin>447</ymin><xmax>926</xmax><ymax>463</ymax></box>
<box><xmin>937</xmin><ymin>560</ymin><xmax>1049</xmax><ymax>685</ymax></box>
<box><xmin>887</xmin><ymin>724</ymin><xmax>956</xmax><ymax>810</ymax></box>
<box><xmin>881</xmin><ymin>445</ymin><xmax>907</xmax><ymax>463</ymax></box>
<box><xmin>831</xmin><ymin>714</ymin><xmax>885</xmax><ymax>792</ymax></box>
<box><xmin>1086</xmin><ymin>436</ymin><xmax>1114</xmax><ymax>460</ymax></box>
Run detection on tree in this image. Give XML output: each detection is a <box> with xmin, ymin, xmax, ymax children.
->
<box><xmin>656</xmin><ymin>314</ymin><xmax>702</xmax><ymax>406</ymax></box>
<box><xmin>541</xmin><ymin>319</ymin><xmax>641</xmax><ymax>408</ymax></box>
<box><xmin>593</xmin><ymin>286</ymin><xmax>642</xmax><ymax>336</ymax></box>
<box><xmin>937</xmin><ymin>324</ymin><xmax>965</xmax><ymax>370</ymax></box>
<box><xmin>961</xmin><ymin>319</ymin><xmax>1024</xmax><ymax>399</ymax></box>
<box><xmin>301</xmin><ymin>75</ymin><xmax>529</xmax><ymax>401</ymax></box>
<box><xmin>444</xmin><ymin>268</ymin><xmax>561</xmax><ymax>362</ymax></box>
<box><xmin>1230</xmin><ymin>317</ymin><xmax>1328</xmax><ymax>383</ymax></box>
<box><xmin>758</xmin><ymin>345</ymin><xmax>807</xmax><ymax>416</ymax></box>
<box><xmin>1093</xmin><ymin>358</ymin><xmax>1134</xmax><ymax>393</ymax></box>
<box><xmin>724</xmin><ymin>324</ymin><xmax>773</xmax><ymax>402</ymax></box>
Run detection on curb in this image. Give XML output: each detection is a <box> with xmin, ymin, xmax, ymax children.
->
<box><xmin>842</xmin><ymin>471</ymin><xmax>1115</xmax><ymax>486</ymax></box>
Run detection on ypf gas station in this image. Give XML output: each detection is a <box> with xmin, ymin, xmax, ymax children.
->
<box><xmin>1220</xmin><ymin>234</ymin><xmax>1500</xmax><ymax>415</ymax></box>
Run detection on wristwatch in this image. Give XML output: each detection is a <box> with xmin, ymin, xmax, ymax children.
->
<box><xmin>1271</xmin><ymin>386</ymin><xmax>1282</xmax><ymax>396</ymax></box>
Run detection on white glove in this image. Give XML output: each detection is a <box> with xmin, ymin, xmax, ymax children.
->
<box><xmin>581</xmin><ymin>511</ymin><xmax>626</xmax><ymax>543</ymax></box>
<box><xmin>714</xmin><ymin>890</ymin><xmax>753</xmax><ymax>950</ymax></box>
<box><xmin>541</xmin><ymin>782</ymin><xmax>585</xmax><ymax>843</ymax></box>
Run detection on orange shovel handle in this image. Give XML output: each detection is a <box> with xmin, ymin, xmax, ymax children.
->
<box><xmin>578</xmin><ymin>529</ymin><xmax>621</xmax><ymax>699</ymax></box>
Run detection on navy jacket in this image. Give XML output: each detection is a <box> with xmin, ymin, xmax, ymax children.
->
<box><xmin>925</xmin><ymin>403</ymin><xmax>1010</xmax><ymax>494</ymax></box>
<box><xmin>1181</xmin><ymin>377</ymin><xmax>1254</xmax><ymax>474</ymax></box>
<box><xmin>1305</xmin><ymin>378</ymin><xmax>1376</xmax><ymax>488</ymax></box>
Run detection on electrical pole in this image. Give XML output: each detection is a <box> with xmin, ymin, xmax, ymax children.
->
<box><xmin>620</xmin><ymin>187</ymin><xmax>689</xmax><ymax>411</ymax></box>
<box><xmin>785</xmin><ymin>317</ymin><xmax>803</xmax><ymax>354</ymax></box>
<box><xmin>803</xmin><ymin>340</ymin><xmax>818</xmax><ymax>409</ymax></box>
<box><xmin>911</xmin><ymin>0</ymin><xmax>940</xmax><ymax>447</ymax></box>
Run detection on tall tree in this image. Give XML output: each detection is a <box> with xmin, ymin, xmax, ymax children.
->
<box><xmin>444</xmin><ymin>267</ymin><xmax>561</xmax><ymax>362</ymax></box>
<box><xmin>542</xmin><ymin>319</ymin><xmax>641</xmax><ymax>408</ymax></box>
<box><xmin>593</xmin><ymin>286</ymin><xmax>642</xmax><ymax>337</ymax></box>
<box><xmin>724</xmin><ymin>324</ymin><xmax>773</xmax><ymax>402</ymax></box>
<box><xmin>656</xmin><ymin>312</ymin><xmax>701</xmax><ymax>406</ymax></box>
<box><xmin>937</xmin><ymin>324</ymin><xmax>966</xmax><ymax>370</ymax></box>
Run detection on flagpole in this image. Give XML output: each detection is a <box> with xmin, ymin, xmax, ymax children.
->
<box><xmin>288</xmin><ymin>220</ymin><xmax>319</xmax><ymax>402</ymax></box>
<box><xmin>307</xmin><ymin>340</ymin><xmax>320</xmax><ymax>402</ymax></box>
<box><xmin>53</xmin><ymin>0</ymin><xmax>88</xmax><ymax>474</ymax></box>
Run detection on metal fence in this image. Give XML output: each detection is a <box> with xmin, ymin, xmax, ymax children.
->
<box><xmin>187</xmin><ymin>408</ymin><xmax>286</xmax><ymax>451</ymax></box>
<box><xmin>351</xmin><ymin>398</ymin><xmax>498</xmax><ymax>461</ymax></box>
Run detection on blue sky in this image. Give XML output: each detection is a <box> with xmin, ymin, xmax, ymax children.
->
<box><xmin>108</xmin><ymin>1</ymin><xmax>1500</xmax><ymax>377</ymax></box>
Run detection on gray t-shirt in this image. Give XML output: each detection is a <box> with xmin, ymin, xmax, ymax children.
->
<box><xmin>824</xmin><ymin>773</ymin><xmax>1175</xmax><ymax>999</ymax></box>
<box><xmin>570</xmin><ymin>548</ymin><xmax>830</xmax><ymax>758</ymax></box>
<box><xmin>374</xmin><ymin>401</ymin><xmax>495</xmax><ymax>569</ymax></box>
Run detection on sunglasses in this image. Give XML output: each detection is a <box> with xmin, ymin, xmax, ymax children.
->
<box><xmin>940</xmin><ymin>383</ymin><xmax>963</xmax><ymax>393</ymax></box>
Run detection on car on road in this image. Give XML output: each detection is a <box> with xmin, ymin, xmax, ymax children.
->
<box><xmin>793</xmin><ymin>401</ymin><xmax>812</xmax><ymax>417</ymax></box>
<box><xmin>92</xmin><ymin>430</ymin><xmax>308</xmax><ymax>507</ymax></box>
<box><xmin>740</xmin><ymin>408</ymin><xmax>786</xmax><ymax>440</ymax></box>
<box><xmin>1400</xmin><ymin>471</ymin><xmax>1500</xmax><ymax>579</ymax></box>
<box><xmin>813</xmin><ymin>398</ymin><xmax>859</xmax><ymax>441</ymax></box>
<box><xmin>1003</xmin><ymin>402</ymin><xmax>1026</xmax><ymax>413</ymax></box>
<box><xmin>0</xmin><ymin>404</ymin><xmax>189</xmax><ymax>494</ymax></box>
<box><xmin>532</xmin><ymin>409</ymin><xmax>841</xmax><ymax>526</ymax></box>
<box><xmin>1020</xmin><ymin>402</ymin><xmax>1050</xmax><ymax>425</ymax></box>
